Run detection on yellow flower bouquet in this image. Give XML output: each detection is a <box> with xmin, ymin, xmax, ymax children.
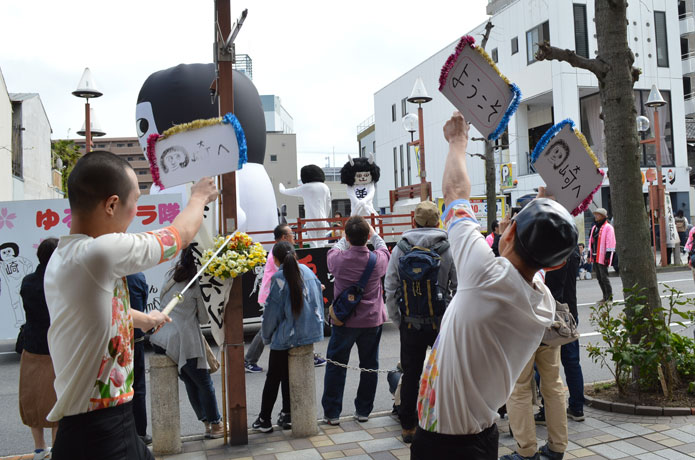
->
<box><xmin>201</xmin><ymin>232</ymin><xmax>267</xmax><ymax>280</ymax></box>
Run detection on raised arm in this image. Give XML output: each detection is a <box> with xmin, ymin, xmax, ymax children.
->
<box><xmin>442</xmin><ymin>112</ymin><xmax>471</xmax><ymax>207</ymax></box>
<box><xmin>171</xmin><ymin>177</ymin><xmax>219</xmax><ymax>248</ymax></box>
<box><xmin>278</xmin><ymin>182</ymin><xmax>305</xmax><ymax>197</ymax></box>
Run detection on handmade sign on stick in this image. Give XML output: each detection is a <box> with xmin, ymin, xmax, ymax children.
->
<box><xmin>531</xmin><ymin>119</ymin><xmax>605</xmax><ymax>216</ymax></box>
<box><xmin>147</xmin><ymin>113</ymin><xmax>247</xmax><ymax>189</ymax></box>
<box><xmin>439</xmin><ymin>35</ymin><xmax>521</xmax><ymax>140</ymax></box>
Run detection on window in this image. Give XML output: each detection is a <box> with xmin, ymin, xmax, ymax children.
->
<box><xmin>654</xmin><ymin>11</ymin><xmax>669</xmax><ymax>67</ymax></box>
<box><xmin>116</xmin><ymin>143</ymin><xmax>125</xmax><ymax>147</ymax></box>
<box><xmin>579</xmin><ymin>89</ymin><xmax>674</xmax><ymax>167</ymax></box>
<box><xmin>127</xmin><ymin>156</ymin><xmax>134</xmax><ymax>161</ymax></box>
<box><xmin>491</xmin><ymin>48</ymin><xmax>498</xmax><ymax>63</ymax></box>
<box><xmin>97</xmin><ymin>143</ymin><xmax>106</xmax><ymax>148</ymax></box>
<box><xmin>393</xmin><ymin>147</ymin><xmax>398</xmax><ymax>187</ymax></box>
<box><xmin>137</xmin><ymin>170</ymin><xmax>148</xmax><ymax>175</ymax></box>
<box><xmin>270</xmin><ymin>154</ymin><xmax>278</xmax><ymax>162</ymax></box>
<box><xmin>372</xmin><ymin>141</ymin><xmax>375</xmax><ymax>155</ymax></box>
<box><xmin>361</xmin><ymin>146</ymin><xmax>366</xmax><ymax>157</ymax></box>
<box><xmin>139</xmin><ymin>184</ymin><xmax>148</xmax><ymax>190</ymax></box>
<box><xmin>401</xmin><ymin>97</ymin><xmax>408</xmax><ymax>117</ymax></box>
<box><xmin>391</xmin><ymin>104</ymin><xmax>397</xmax><ymax>122</ymax></box>
<box><xmin>526</xmin><ymin>21</ymin><xmax>550</xmax><ymax>64</ymax></box>
<box><xmin>573</xmin><ymin>4</ymin><xmax>589</xmax><ymax>58</ymax></box>
<box><xmin>511</xmin><ymin>37</ymin><xmax>518</xmax><ymax>55</ymax></box>
<box><xmin>399</xmin><ymin>145</ymin><xmax>405</xmax><ymax>186</ymax></box>
<box><xmin>127</xmin><ymin>143</ymin><xmax>134</xmax><ymax>147</ymax></box>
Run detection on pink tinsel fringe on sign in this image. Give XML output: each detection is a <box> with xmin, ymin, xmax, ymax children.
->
<box><xmin>146</xmin><ymin>133</ymin><xmax>163</xmax><ymax>189</ymax></box>
<box><xmin>571</xmin><ymin>169</ymin><xmax>605</xmax><ymax>216</ymax></box>
<box><xmin>439</xmin><ymin>35</ymin><xmax>477</xmax><ymax>91</ymax></box>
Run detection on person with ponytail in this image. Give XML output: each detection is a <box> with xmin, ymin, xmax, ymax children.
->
<box><xmin>251</xmin><ymin>241</ymin><xmax>325</xmax><ymax>432</ymax></box>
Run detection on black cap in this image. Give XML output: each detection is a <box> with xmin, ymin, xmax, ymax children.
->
<box><xmin>513</xmin><ymin>198</ymin><xmax>578</xmax><ymax>267</ymax></box>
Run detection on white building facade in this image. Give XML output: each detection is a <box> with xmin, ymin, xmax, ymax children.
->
<box><xmin>0</xmin><ymin>71</ymin><xmax>12</xmax><ymax>202</ymax></box>
<box><xmin>374</xmin><ymin>0</ymin><xmax>692</xmax><ymax>221</ymax></box>
<box><xmin>9</xmin><ymin>93</ymin><xmax>62</xmax><ymax>200</ymax></box>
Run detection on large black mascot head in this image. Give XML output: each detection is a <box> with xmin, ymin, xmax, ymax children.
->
<box><xmin>136</xmin><ymin>63</ymin><xmax>266</xmax><ymax>164</ymax></box>
<box><xmin>340</xmin><ymin>155</ymin><xmax>380</xmax><ymax>186</ymax></box>
<box><xmin>300</xmin><ymin>164</ymin><xmax>325</xmax><ymax>184</ymax></box>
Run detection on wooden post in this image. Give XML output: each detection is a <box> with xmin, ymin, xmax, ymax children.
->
<box><xmin>653</xmin><ymin>109</ymin><xmax>668</xmax><ymax>267</ymax></box>
<box><xmin>297</xmin><ymin>217</ymin><xmax>304</xmax><ymax>247</ymax></box>
<box><xmin>216</xmin><ymin>0</ymin><xmax>248</xmax><ymax>445</ymax></box>
<box><xmin>417</xmin><ymin>105</ymin><xmax>428</xmax><ymax>201</ymax></box>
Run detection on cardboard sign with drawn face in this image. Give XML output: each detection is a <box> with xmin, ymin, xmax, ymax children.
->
<box><xmin>533</xmin><ymin>124</ymin><xmax>604</xmax><ymax>214</ymax></box>
<box><xmin>440</xmin><ymin>44</ymin><xmax>515</xmax><ymax>139</ymax></box>
<box><xmin>147</xmin><ymin>115</ymin><xmax>246</xmax><ymax>189</ymax></box>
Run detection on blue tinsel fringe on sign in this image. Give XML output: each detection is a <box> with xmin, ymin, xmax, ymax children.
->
<box><xmin>222</xmin><ymin>112</ymin><xmax>248</xmax><ymax>169</ymax></box>
<box><xmin>530</xmin><ymin>118</ymin><xmax>575</xmax><ymax>164</ymax></box>
<box><xmin>488</xmin><ymin>83</ymin><xmax>522</xmax><ymax>141</ymax></box>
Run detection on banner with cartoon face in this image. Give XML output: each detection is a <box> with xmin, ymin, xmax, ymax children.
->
<box><xmin>0</xmin><ymin>194</ymin><xmax>181</xmax><ymax>340</ymax></box>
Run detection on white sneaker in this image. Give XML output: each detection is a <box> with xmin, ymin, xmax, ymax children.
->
<box><xmin>33</xmin><ymin>448</ymin><xmax>51</xmax><ymax>460</ymax></box>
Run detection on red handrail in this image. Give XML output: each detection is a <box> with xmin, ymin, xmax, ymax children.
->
<box><xmin>244</xmin><ymin>213</ymin><xmax>416</xmax><ymax>246</ymax></box>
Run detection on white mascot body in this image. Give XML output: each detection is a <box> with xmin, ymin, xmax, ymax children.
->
<box><xmin>279</xmin><ymin>164</ymin><xmax>331</xmax><ymax>247</ymax></box>
<box><xmin>341</xmin><ymin>154</ymin><xmax>380</xmax><ymax>217</ymax></box>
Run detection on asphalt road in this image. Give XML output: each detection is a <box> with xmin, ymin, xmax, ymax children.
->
<box><xmin>0</xmin><ymin>269</ymin><xmax>693</xmax><ymax>455</ymax></box>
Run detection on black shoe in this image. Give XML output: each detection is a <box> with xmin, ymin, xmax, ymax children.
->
<box><xmin>252</xmin><ymin>416</ymin><xmax>273</xmax><ymax>433</ymax></box>
<box><xmin>139</xmin><ymin>434</ymin><xmax>152</xmax><ymax>445</ymax></box>
<box><xmin>534</xmin><ymin>410</ymin><xmax>546</xmax><ymax>425</ymax></box>
<box><xmin>567</xmin><ymin>408</ymin><xmax>585</xmax><ymax>421</ymax></box>
<box><xmin>277</xmin><ymin>412</ymin><xmax>292</xmax><ymax>430</ymax></box>
<box><xmin>538</xmin><ymin>443</ymin><xmax>564</xmax><ymax>459</ymax></box>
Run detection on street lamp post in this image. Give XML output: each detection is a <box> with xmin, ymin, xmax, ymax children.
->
<box><xmin>639</xmin><ymin>85</ymin><xmax>669</xmax><ymax>267</ymax></box>
<box><xmin>72</xmin><ymin>68</ymin><xmax>103</xmax><ymax>153</ymax></box>
<box><xmin>406</xmin><ymin>77</ymin><xmax>432</xmax><ymax>202</ymax></box>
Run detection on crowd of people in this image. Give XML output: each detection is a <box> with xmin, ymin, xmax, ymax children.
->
<box><xmin>14</xmin><ymin>112</ymin><xmax>624</xmax><ymax>460</ymax></box>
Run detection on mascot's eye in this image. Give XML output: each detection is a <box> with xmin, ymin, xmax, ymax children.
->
<box><xmin>136</xmin><ymin>118</ymin><xmax>149</xmax><ymax>137</ymax></box>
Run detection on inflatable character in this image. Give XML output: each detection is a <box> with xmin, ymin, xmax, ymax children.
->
<box><xmin>136</xmin><ymin>63</ymin><xmax>277</xmax><ymax>246</ymax></box>
<box><xmin>340</xmin><ymin>154</ymin><xmax>380</xmax><ymax>216</ymax></box>
<box><xmin>279</xmin><ymin>165</ymin><xmax>331</xmax><ymax>247</ymax></box>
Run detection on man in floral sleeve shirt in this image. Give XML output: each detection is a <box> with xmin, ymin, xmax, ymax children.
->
<box><xmin>410</xmin><ymin>114</ymin><xmax>577</xmax><ymax>460</ymax></box>
<box><xmin>45</xmin><ymin>151</ymin><xmax>218</xmax><ymax>460</ymax></box>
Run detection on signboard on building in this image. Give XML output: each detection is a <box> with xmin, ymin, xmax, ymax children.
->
<box><xmin>0</xmin><ymin>194</ymin><xmax>182</xmax><ymax>340</ymax></box>
<box><xmin>500</xmin><ymin>163</ymin><xmax>514</xmax><ymax>189</ymax></box>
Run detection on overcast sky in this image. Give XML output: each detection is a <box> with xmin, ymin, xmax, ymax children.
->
<box><xmin>1</xmin><ymin>0</ymin><xmax>488</xmax><ymax>167</ymax></box>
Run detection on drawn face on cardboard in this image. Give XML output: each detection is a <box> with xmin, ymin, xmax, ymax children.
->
<box><xmin>0</xmin><ymin>247</ymin><xmax>17</xmax><ymax>261</ymax></box>
<box><xmin>544</xmin><ymin>140</ymin><xmax>570</xmax><ymax>170</ymax></box>
<box><xmin>160</xmin><ymin>147</ymin><xmax>189</xmax><ymax>174</ymax></box>
<box><xmin>355</xmin><ymin>171</ymin><xmax>372</xmax><ymax>185</ymax></box>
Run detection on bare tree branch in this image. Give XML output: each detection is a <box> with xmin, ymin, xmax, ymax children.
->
<box><xmin>471</xmin><ymin>137</ymin><xmax>487</xmax><ymax>142</ymax></box>
<box><xmin>467</xmin><ymin>152</ymin><xmax>486</xmax><ymax>160</ymax></box>
<box><xmin>480</xmin><ymin>20</ymin><xmax>494</xmax><ymax>50</ymax></box>
<box><xmin>536</xmin><ymin>42</ymin><xmax>609</xmax><ymax>79</ymax></box>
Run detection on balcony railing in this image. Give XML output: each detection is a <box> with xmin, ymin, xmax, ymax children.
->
<box><xmin>680</xmin><ymin>12</ymin><xmax>695</xmax><ymax>36</ymax></box>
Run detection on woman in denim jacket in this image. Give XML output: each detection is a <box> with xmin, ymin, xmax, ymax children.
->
<box><xmin>252</xmin><ymin>241</ymin><xmax>325</xmax><ymax>432</ymax></box>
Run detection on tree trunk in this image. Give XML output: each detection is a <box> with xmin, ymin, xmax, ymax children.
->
<box><xmin>485</xmin><ymin>141</ymin><xmax>497</xmax><ymax>232</ymax></box>
<box><xmin>595</xmin><ymin>0</ymin><xmax>662</xmax><ymax>321</ymax></box>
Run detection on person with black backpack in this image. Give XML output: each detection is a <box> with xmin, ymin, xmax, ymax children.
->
<box><xmin>384</xmin><ymin>201</ymin><xmax>457</xmax><ymax>444</ymax></box>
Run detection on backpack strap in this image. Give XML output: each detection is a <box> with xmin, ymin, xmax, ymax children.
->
<box><xmin>431</xmin><ymin>240</ymin><xmax>450</xmax><ymax>255</ymax></box>
<box><xmin>396</xmin><ymin>238</ymin><xmax>413</xmax><ymax>254</ymax></box>
<box><xmin>357</xmin><ymin>252</ymin><xmax>377</xmax><ymax>290</ymax></box>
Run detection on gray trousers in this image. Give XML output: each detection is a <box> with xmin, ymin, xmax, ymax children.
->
<box><xmin>245</xmin><ymin>329</ymin><xmax>265</xmax><ymax>365</ymax></box>
<box><xmin>593</xmin><ymin>262</ymin><xmax>612</xmax><ymax>301</ymax></box>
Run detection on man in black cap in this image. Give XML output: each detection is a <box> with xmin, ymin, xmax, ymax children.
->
<box><xmin>410</xmin><ymin>112</ymin><xmax>578</xmax><ymax>460</ymax></box>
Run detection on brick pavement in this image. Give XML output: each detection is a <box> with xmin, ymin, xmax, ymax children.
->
<box><xmin>150</xmin><ymin>406</ymin><xmax>695</xmax><ymax>460</ymax></box>
<box><xmin>2</xmin><ymin>407</ymin><xmax>693</xmax><ymax>459</ymax></box>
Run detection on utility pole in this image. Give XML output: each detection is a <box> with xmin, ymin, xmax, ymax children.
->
<box><xmin>480</xmin><ymin>20</ymin><xmax>497</xmax><ymax>232</ymax></box>
<box><xmin>214</xmin><ymin>0</ymin><xmax>248</xmax><ymax>445</ymax></box>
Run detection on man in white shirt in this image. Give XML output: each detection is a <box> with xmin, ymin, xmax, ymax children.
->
<box><xmin>45</xmin><ymin>151</ymin><xmax>218</xmax><ymax>460</ymax></box>
<box><xmin>410</xmin><ymin>113</ymin><xmax>577</xmax><ymax>460</ymax></box>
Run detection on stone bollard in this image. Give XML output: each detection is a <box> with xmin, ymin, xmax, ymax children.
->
<box><xmin>149</xmin><ymin>354</ymin><xmax>182</xmax><ymax>455</ymax></box>
<box><xmin>288</xmin><ymin>344</ymin><xmax>318</xmax><ymax>437</ymax></box>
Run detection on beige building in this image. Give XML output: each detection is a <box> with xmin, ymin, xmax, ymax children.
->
<box><xmin>265</xmin><ymin>132</ymin><xmax>299</xmax><ymax>221</ymax></box>
<box><xmin>73</xmin><ymin>137</ymin><xmax>153</xmax><ymax>193</ymax></box>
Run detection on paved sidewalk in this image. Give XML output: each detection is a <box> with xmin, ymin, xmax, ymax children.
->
<box><xmin>2</xmin><ymin>406</ymin><xmax>693</xmax><ymax>459</ymax></box>
<box><xmin>150</xmin><ymin>406</ymin><xmax>695</xmax><ymax>460</ymax></box>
